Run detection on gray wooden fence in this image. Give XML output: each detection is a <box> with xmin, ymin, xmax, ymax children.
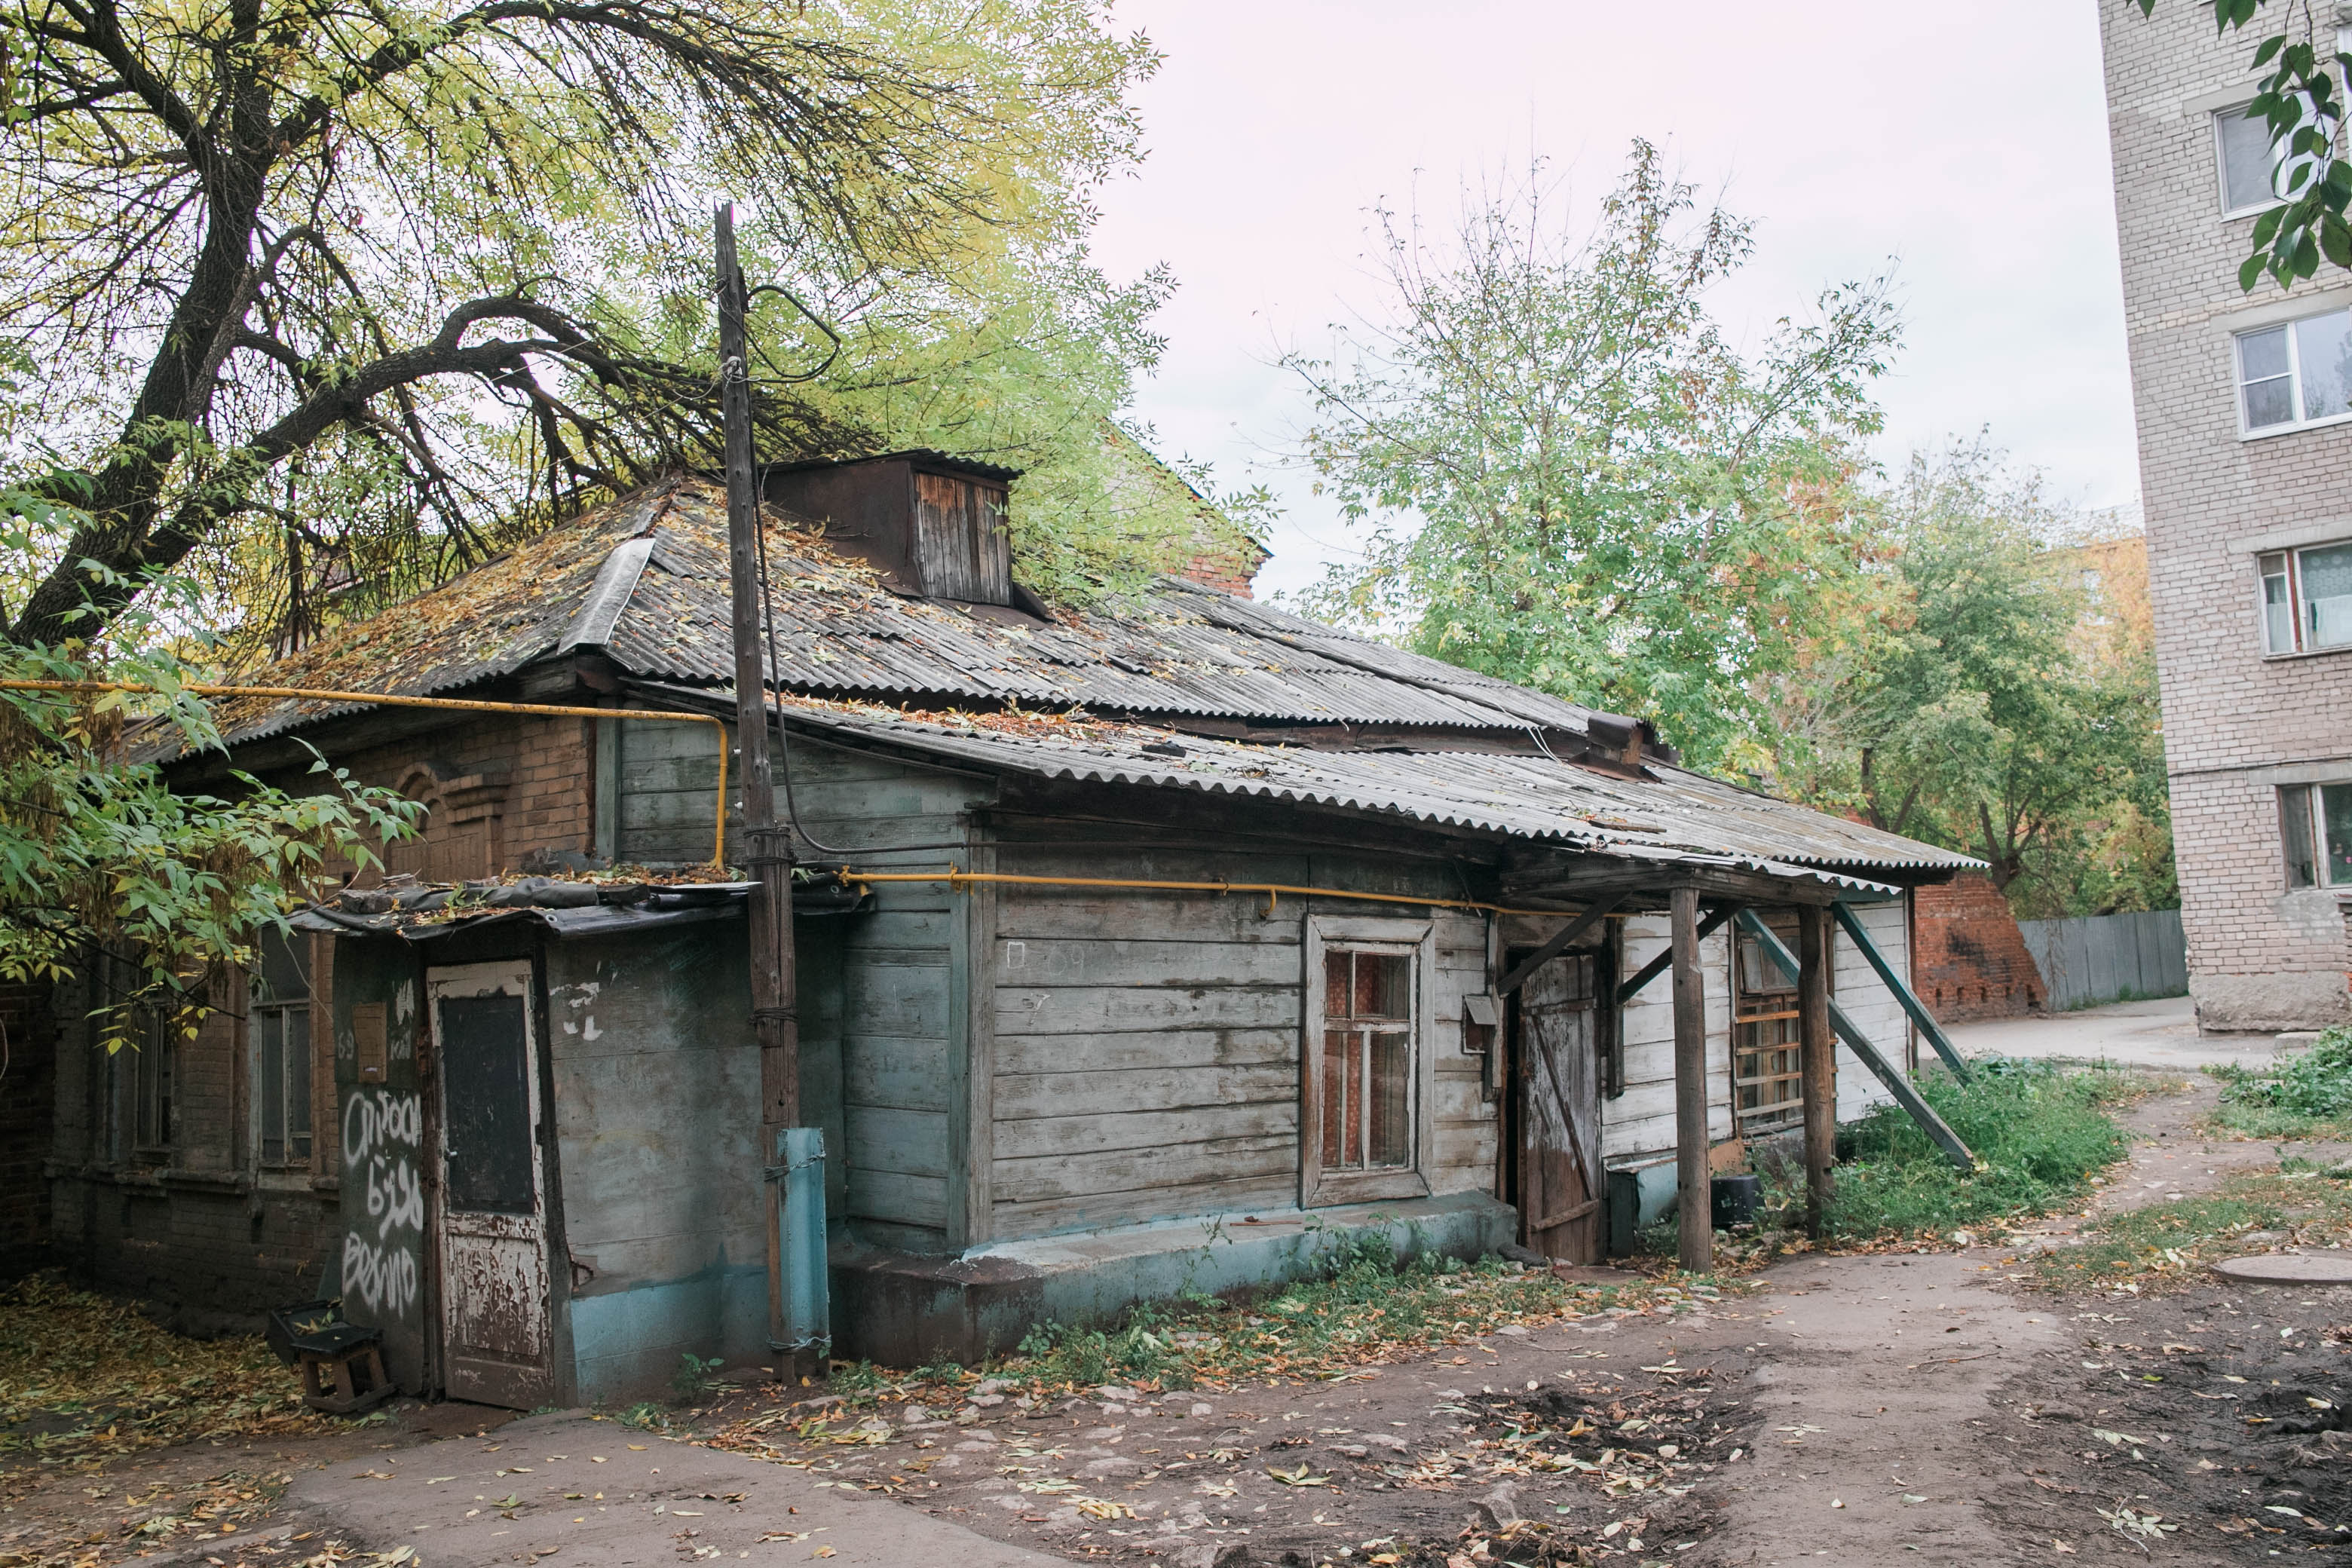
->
<box><xmin>2016</xmin><ymin>908</ymin><xmax>2188</xmax><ymax>1012</ymax></box>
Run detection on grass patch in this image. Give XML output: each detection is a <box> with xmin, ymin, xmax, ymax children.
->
<box><xmin>2207</xmin><ymin>1025</ymin><xmax>2352</xmax><ymax>1139</ymax></box>
<box><xmin>1814</xmin><ymin>1058</ymin><xmax>2142</xmax><ymax>1242</ymax></box>
<box><xmin>0</xmin><ymin>1272</ymin><xmax>330</xmax><ymax>1496</ymax></box>
<box><xmin>2032</xmin><ymin>1162</ymin><xmax>2352</xmax><ymax>1291</ymax></box>
<box><xmin>706</xmin><ymin>1238</ymin><xmax>1720</xmax><ymax>1450</ymax></box>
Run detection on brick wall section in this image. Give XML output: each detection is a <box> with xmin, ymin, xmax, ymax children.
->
<box><xmin>2098</xmin><ymin>2</ymin><xmax>2352</xmax><ymax>1028</ymax></box>
<box><xmin>1913</xmin><ymin>873</ymin><xmax>2044</xmax><ymax>1021</ymax></box>
<box><xmin>42</xmin><ymin>709</ymin><xmax>599</xmax><ymax>1330</ymax></box>
<box><xmin>0</xmin><ymin>983</ymin><xmax>59</xmax><ymax>1258</ymax></box>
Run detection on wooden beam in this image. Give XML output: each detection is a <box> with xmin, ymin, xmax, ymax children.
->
<box><xmin>1497</xmin><ymin>893</ymin><xmax>1626</xmax><ymax>996</ymax></box>
<box><xmin>1799</xmin><ymin>905</ymin><xmax>1836</xmax><ymax>1240</ymax></box>
<box><xmin>1616</xmin><ymin>903</ymin><xmax>1737</xmax><ymax>1006</ymax></box>
<box><xmin>1670</xmin><ymin>886</ymin><xmax>1712</xmax><ymax>1274</ymax></box>
<box><xmin>1734</xmin><ymin>911</ymin><xmax>1975</xmax><ymax>1172</ymax></box>
<box><xmin>1832</xmin><ymin>901</ymin><xmax>1972</xmax><ymax>1082</ymax></box>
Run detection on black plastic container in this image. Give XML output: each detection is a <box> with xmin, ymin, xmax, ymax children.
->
<box><xmin>1710</xmin><ymin>1174</ymin><xmax>1762</xmax><ymax>1230</ymax></box>
<box><xmin>265</xmin><ymin>1298</ymin><xmax>347</xmax><ymax>1365</ymax></box>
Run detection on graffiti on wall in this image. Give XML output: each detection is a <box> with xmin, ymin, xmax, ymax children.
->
<box><xmin>341</xmin><ymin>1086</ymin><xmax>423</xmax><ymax>1316</ymax></box>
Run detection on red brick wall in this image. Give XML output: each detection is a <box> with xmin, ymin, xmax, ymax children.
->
<box><xmin>1914</xmin><ymin>873</ymin><xmax>2045</xmax><ymax>1021</ymax></box>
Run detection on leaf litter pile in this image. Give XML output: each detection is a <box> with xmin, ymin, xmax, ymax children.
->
<box><xmin>0</xmin><ymin>1275</ymin><xmax>329</xmax><ymax>1496</ymax></box>
<box><xmin>0</xmin><ymin>1273</ymin><xmax>403</xmax><ymax>1568</ymax></box>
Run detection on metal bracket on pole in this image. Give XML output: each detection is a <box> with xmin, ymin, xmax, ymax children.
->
<box><xmin>1831</xmin><ymin>901</ymin><xmax>1971</xmax><ymax>1082</ymax></box>
<box><xmin>1734</xmin><ymin>911</ymin><xmax>1977</xmax><ymax>1173</ymax></box>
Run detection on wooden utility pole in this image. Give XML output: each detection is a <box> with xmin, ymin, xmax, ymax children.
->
<box><xmin>1670</xmin><ymin>885</ymin><xmax>1711</xmax><ymax>1273</ymax></box>
<box><xmin>716</xmin><ymin>204</ymin><xmax>801</xmax><ymax>1352</ymax></box>
<box><xmin>1799</xmin><ymin>904</ymin><xmax>1836</xmax><ymax>1238</ymax></box>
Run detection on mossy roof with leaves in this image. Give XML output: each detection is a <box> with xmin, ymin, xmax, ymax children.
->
<box><xmin>194</xmin><ymin>471</ymin><xmax>1614</xmax><ymax>748</ymax></box>
<box><xmin>176</xmin><ymin>472</ymin><xmax>1982</xmax><ymax>875</ymax></box>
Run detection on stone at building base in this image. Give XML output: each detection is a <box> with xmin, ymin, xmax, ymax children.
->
<box><xmin>828</xmin><ymin>1191</ymin><xmax>1517</xmax><ymax>1367</ymax></box>
<box><xmin>2191</xmin><ymin>971</ymin><xmax>2352</xmax><ymax>1034</ymax></box>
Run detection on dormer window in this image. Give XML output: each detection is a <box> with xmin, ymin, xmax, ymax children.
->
<box><xmin>766</xmin><ymin>452</ymin><xmax>1015</xmax><ymax>606</ymax></box>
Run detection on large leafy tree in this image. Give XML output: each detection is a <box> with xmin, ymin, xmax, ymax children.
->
<box><xmin>0</xmin><ymin>482</ymin><xmax>418</xmax><ymax>1046</ymax></box>
<box><xmin>0</xmin><ymin>0</ymin><xmax>1159</xmax><ymax>650</ymax></box>
<box><xmin>1285</xmin><ymin>144</ymin><xmax>1900</xmax><ymax>773</ymax></box>
<box><xmin>1790</xmin><ymin>446</ymin><xmax>2167</xmax><ymax>904</ymax></box>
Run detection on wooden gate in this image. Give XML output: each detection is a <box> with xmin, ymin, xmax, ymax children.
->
<box><xmin>1517</xmin><ymin>952</ymin><xmax>1603</xmax><ymax>1263</ymax></box>
<box><xmin>429</xmin><ymin>962</ymin><xmax>555</xmax><ymax>1409</ymax></box>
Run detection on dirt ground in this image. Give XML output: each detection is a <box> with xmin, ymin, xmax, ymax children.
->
<box><xmin>7</xmin><ymin>1079</ymin><xmax>2350</xmax><ymax>1568</ymax></box>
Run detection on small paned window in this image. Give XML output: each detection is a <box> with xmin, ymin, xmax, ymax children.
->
<box><xmin>253</xmin><ymin>929</ymin><xmax>313</xmax><ymax>1167</ymax></box>
<box><xmin>1731</xmin><ymin>917</ymin><xmax>1811</xmax><ymax>1138</ymax></box>
<box><xmin>2283</xmin><ymin>782</ymin><xmax>2352</xmax><ymax>889</ymax></box>
<box><xmin>1320</xmin><ymin>949</ymin><xmax>1413</xmax><ymax>1173</ymax></box>
<box><xmin>2256</xmin><ymin>541</ymin><xmax>2352</xmax><ymax>653</ymax></box>
<box><xmin>2237</xmin><ymin>310</ymin><xmax>2352</xmax><ymax>433</ymax></box>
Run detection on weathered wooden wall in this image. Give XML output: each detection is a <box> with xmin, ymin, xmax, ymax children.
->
<box><xmin>983</xmin><ymin>839</ymin><xmax>1499</xmax><ymax>1245</ymax></box>
<box><xmin>611</xmin><ymin>724</ymin><xmax>992</xmax><ymax>1254</ymax></box>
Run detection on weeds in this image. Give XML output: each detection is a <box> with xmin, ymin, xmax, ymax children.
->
<box><xmin>669</xmin><ymin>1352</ymin><xmax>724</xmax><ymax>1402</ymax></box>
<box><xmin>1823</xmin><ymin>1059</ymin><xmax>2139</xmax><ymax>1241</ymax></box>
<box><xmin>2032</xmin><ymin>1164</ymin><xmax>2352</xmax><ymax>1289</ymax></box>
<box><xmin>2209</xmin><ymin>1026</ymin><xmax>2352</xmax><ymax>1138</ymax></box>
<box><xmin>616</xmin><ymin>1401</ymin><xmax>667</xmax><ymax>1430</ymax></box>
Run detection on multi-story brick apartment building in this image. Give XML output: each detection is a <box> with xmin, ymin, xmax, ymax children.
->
<box><xmin>2098</xmin><ymin>2</ymin><xmax>2352</xmax><ymax>1030</ymax></box>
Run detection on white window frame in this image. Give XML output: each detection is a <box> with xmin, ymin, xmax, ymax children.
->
<box><xmin>2256</xmin><ymin>537</ymin><xmax>2352</xmax><ymax>655</ymax></box>
<box><xmin>2234</xmin><ymin>308</ymin><xmax>2352</xmax><ymax>437</ymax></box>
<box><xmin>2280</xmin><ymin>781</ymin><xmax>2352</xmax><ymax>890</ymax></box>
<box><xmin>2215</xmin><ymin>101</ymin><xmax>2292</xmax><ymax>219</ymax></box>
<box><xmin>1300</xmin><ymin>915</ymin><xmax>1435</xmax><ymax>1208</ymax></box>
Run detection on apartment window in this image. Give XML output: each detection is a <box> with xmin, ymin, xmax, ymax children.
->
<box><xmin>252</xmin><ymin>928</ymin><xmax>313</xmax><ymax>1167</ymax></box>
<box><xmin>2216</xmin><ymin>83</ymin><xmax>2337</xmax><ymax>216</ymax></box>
<box><xmin>2237</xmin><ymin>308</ymin><xmax>2352</xmax><ymax>433</ymax></box>
<box><xmin>1302</xmin><ymin>918</ymin><xmax>1428</xmax><ymax>1204</ymax></box>
<box><xmin>1731</xmin><ymin>916</ymin><xmax>1811</xmax><ymax>1138</ymax></box>
<box><xmin>2259</xmin><ymin>540</ymin><xmax>2352</xmax><ymax>653</ymax></box>
<box><xmin>2283</xmin><ymin>782</ymin><xmax>2352</xmax><ymax>890</ymax></box>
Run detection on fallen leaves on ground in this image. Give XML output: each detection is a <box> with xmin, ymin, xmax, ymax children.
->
<box><xmin>0</xmin><ymin>1274</ymin><xmax>329</xmax><ymax>1501</ymax></box>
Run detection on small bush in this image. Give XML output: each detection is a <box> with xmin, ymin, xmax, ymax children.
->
<box><xmin>1827</xmin><ymin>1059</ymin><xmax>2132</xmax><ymax>1239</ymax></box>
<box><xmin>2212</xmin><ymin>1026</ymin><xmax>2352</xmax><ymax>1133</ymax></box>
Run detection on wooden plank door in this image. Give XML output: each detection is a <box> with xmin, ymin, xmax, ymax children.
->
<box><xmin>1517</xmin><ymin>953</ymin><xmax>1603</xmax><ymax>1263</ymax></box>
<box><xmin>429</xmin><ymin>962</ymin><xmax>555</xmax><ymax>1409</ymax></box>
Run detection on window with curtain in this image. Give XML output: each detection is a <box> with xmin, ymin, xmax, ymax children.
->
<box><xmin>252</xmin><ymin>928</ymin><xmax>313</xmax><ymax>1167</ymax></box>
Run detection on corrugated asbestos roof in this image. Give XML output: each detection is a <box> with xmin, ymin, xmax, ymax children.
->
<box><xmin>206</xmin><ymin>477</ymin><xmax>1603</xmax><ymax>747</ymax></box>
<box><xmin>753</xmin><ymin>697</ymin><xmax>1977</xmax><ymax>877</ymax></box>
<box><xmin>199</xmin><ymin>475</ymin><xmax>1980</xmax><ymax>877</ymax></box>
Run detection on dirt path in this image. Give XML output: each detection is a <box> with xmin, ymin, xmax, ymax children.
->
<box><xmin>10</xmin><ymin>1081</ymin><xmax>2350</xmax><ymax>1568</ymax></box>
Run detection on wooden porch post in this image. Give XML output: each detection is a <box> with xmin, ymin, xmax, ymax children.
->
<box><xmin>1671</xmin><ymin>885</ymin><xmax>1710</xmax><ymax>1273</ymax></box>
<box><xmin>1799</xmin><ymin>904</ymin><xmax>1836</xmax><ymax>1239</ymax></box>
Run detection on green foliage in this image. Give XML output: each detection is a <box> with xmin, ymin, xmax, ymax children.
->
<box><xmin>1826</xmin><ymin>1061</ymin><xmax>2135</xmax><ymax>1239</ymax></box>
<box><xmin>2210</xmin><ymin>1026</ymin><xmax>2352</xmax><ymax>1134</ymax></box>
<box><xmin>1286</xmin><ymin>142</ymin><xmax>1900</xmax><ymax>776</ymax></box>
<box><xmin>0</xmin><ymin>496</ymin><xmax>421</xmax><ymax>1047</ymax></box>
<box><xmin>0</xmin><ymin>0</ymin><xmax>1189</xmax><ymax>653</ymax></box>
<box><xmin>670</xmin><ymin>1353</ymin><xmax>725</xmax><ymax>1402</ymax></box>
<box><xmin>617</xmin><ymin>1401</ymin><xmax>668</xmax><ymax>1431</ymax></box>
<box><xmin>1784</xmin><ymin>444</ymin><xmax>2170</xmax><ymax>909</ymax></box>
<box><xmin>2130</xmin><ymin>3</ymin><xmax>2352</xmax><ymax>290</ymax></box>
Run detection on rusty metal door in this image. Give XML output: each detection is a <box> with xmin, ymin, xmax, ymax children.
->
<box><xmin>429</xmin><ymin>962</ymin><xmax>554</xmax><ymax>1409</ymax></box>
<box><xmin>1517</xmin><ymin>952</ymin><xmax>1603</xmax><ymax>1263</ymax></box>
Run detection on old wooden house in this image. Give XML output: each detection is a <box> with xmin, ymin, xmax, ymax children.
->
<box><xmin>36</xmin><ymin>459</ymin><xmax>1975</xmax><ymax>1405</ymax></box>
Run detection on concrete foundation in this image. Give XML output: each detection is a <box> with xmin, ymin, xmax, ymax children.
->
<box><xmin>2191</xmin><ymin>970</ymin><xmax>2352</xmax><ymax>1034</ymax></box>
<box><xmin>828</xmin><ymin>1191</ymin><xmax>1517</xmax><ymax>1367</ymax></box>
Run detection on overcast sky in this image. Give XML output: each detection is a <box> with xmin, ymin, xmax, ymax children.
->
<box><xmin>1085</xmin><ymin>0</ymin><xmax>2136</xmax><ymax>600</ymax></box>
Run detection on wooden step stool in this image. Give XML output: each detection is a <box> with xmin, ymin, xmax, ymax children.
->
<box><xmin>292</xmin><ymin>1321</ymin><xmax>391</xmax><ymax>1415</ymax></box>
